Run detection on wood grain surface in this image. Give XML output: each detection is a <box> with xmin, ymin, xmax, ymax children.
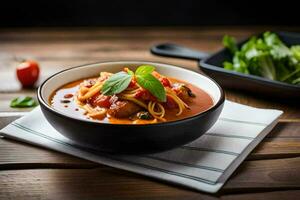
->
<box><xmin>0</xmin><ymin>27</ymin><xmax>299</xmax><ymax>199</ymax></box>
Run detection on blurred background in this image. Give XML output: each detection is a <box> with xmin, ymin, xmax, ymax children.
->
<box><xmin>1</xmin><ymin>0</ymin><xmax>299</xmax><ymax>27</ymax></box>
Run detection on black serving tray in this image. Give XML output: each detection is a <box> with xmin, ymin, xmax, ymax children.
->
<box><xmin>151</xmin><ymin>31</ymin><xmax>300</xmax><ymax>99</ymax></box>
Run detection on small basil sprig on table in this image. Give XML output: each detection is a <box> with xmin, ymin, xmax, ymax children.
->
<box><xmin>10</xmin><ymin>96</ymin><xmax>38</xmax><ymax>108</ymax></box>
<box><xmin>101</xmin><ymin>65</ymin><xmax>166</xmax><ymax>102</ymax></box>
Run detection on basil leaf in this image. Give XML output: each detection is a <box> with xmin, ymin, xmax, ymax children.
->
<box><xmin>101</xmin><ymin>72</ymin><xmax>132</xmax><ymax>95</ymax></box>
<box><xmin>135</xmin><ymin>65</ymin><xmax>155</xmax><ymax>76</ymax></box>
<box><xmin>10</xmin><ymin>96</ymin><xmax>38</xmax><ymax>108</ymax></box>
<box><xmin>136</xmin><ymin>73</ymin><xmax>166</xmax><ymax>102</ymax></box>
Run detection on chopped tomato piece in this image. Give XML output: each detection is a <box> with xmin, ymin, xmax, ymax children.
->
<box><xmin>135</xmin><ymin>89</ymin><xmax>157</xmax><ymax>101</ymax></box>
<box><xmin>165</xmin><ymin>96</ymin><xmax>177</xmax><ymax>109</ymax></box>
<box><xmin>90</xmin><ymin>94</ymin><xmax>111</xmax><ymax>108</ymax></box>
<box><xmin>128</xmin><ymin>79</ymin><xmax>137</xmax><ymax>88</ymax></box>
<box><xmin>134</xmin><ymin>89</ymin><xmax>146</xmax><ymax>98</ymax></box>
<box><xmin>160</xmin><ymin>77</ymin><xmax>171</xmax><ymax>87</ymax></box>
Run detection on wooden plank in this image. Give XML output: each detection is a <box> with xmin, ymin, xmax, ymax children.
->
<box><xmin>249</xmin><ymin>141</ymin><xmax>300</xmax><ymax>160</ymax></box>
<box><xmin>0</xmin><ymin>157</ymin><xmax>299</xmax><ymax>199</ymax></box>
<box><xmin>266</xmin><ymin>122</ymin><xmax>300</xmax><ymax>139</ymax></box>
<box><xmin>248</xmin><ymin>122</ymin><xmax>300</xmax><ymax>160</ymax></box>
<box><xmin>221</xmin><ymin>190</ymin><xmax>300</xmax><ymax>200</ymax></box>
<box><xmin>0</xmin><ymin>139</ymin><xmax>96</xmax><ymax>169</ymax></box>
<box><xmin>0</xmin><ymin>26</ymin><xmax>300</xmax><ymax>40</ymax></box>
<box><xmin>2</xmin><ymin>27</ymin><xmax>300</xmax><ymax>63</ymax></box>
<box><xmin>0</xmin><ymin>167</ymin><xmax>198</xmax><ymax>200</ymax></box>
<box><xmin>0</xmin><ymin>39</ymin><xmax>218</xmax><ymax>70</ymax></box>
<box><xmin>0</xmin><ymin>27</ymin><xmax>274</xmax><ymax>41</ymax></box>
<box><xmin>223</xmin><ymin>157</ymin><xmax>300</xmax><ymax>192</ymax></box>
<box><xmin>0</xmin><ymin>53</ymin><xmax>199</xmax><ymax>71</ymax></box>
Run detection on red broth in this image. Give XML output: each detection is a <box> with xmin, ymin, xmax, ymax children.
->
<box><xmin>50</xmin><ymin>77</ymin><xmax>214</xmax><ymax>124</ymax></box>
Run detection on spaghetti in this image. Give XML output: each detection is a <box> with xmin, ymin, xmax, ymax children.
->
<box><xmin>75</xmin><ymin>67</ymin><xmax>196</xmax><ymax>122</ymax></box>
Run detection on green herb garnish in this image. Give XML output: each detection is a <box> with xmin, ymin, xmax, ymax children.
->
<box><xmin>101</xmin><ymin>71</ymin><xmax>132</xmax><ymax>96</ymax></box>
<box><xmin>135</xmin><ymin>65</ymin><xmax>155</xmax><ymax>75</ymax></box>
<box><xmin>127</xmin><ymin>69</ymin><xmax>134</xmax><ymax>76</ymax></box>
<box><xmin>136</xmin><ymin>111</ymin><xmax>152</xmax><ymax>120</ymax></box>
<box><xmin>101</xmin><ymin>65</ymin><xmax>166</xmax><ymax>102</ymax></box>
<box><xmin>222</xmin><ymin>32</ymin><xmax>300</xmax><ymax>85</ymax></box>
<box><xmin>10</xmin><ymin>96</ymin><xmax>38</xmax><ymax>108</ymax></box>
<box><xmin>135</xmin><ymin>65</ymin><xmax>166</xmax><ymax>102</ymax></box>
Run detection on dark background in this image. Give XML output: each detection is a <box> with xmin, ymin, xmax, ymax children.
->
<box><xmin>1</xmin><ymin>0</ymin><xmax>299</xmax><ymax>27</ymax></box>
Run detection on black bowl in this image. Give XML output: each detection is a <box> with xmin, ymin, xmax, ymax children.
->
<box><xmin>38</xmin><ymin>61</ymin><xmax>224</xmax><ymax>154</ymax></box>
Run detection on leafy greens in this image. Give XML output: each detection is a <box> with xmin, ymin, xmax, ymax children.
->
<box><xmin>222</xmin><ymin>32</ymin><xmax>300</xmax><ymax>85</ymax></box>
<box><xmin>10</xmin><ymin>96</ymin><xmax>38</xmax><ymax>108</ymax></box>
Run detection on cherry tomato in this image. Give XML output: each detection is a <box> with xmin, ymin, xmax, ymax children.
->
<box><xmin>16</xmin><ymin>60</ymin><xmax>40</xmax><ymax>87</ymax></box>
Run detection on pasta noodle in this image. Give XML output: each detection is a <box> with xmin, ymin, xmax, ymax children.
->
<box><xmin>148</xmin><ymin>101</ymin><xmax>166</xmax><ymax>121</ymax></box>
<box><xmin>87</xmin><ymin>108</ymin><xmax>107</xmax><ymax>119</ymax></box>
<box><xmin>166</xmin><ymin>88</ymin><xmax>189</xmax><ymax>116</ymax></box>
<box><xmin>119</xmin><ymin>94</ymin><xmax>148</xmax><ymax>109</ymax></box>
<box><xmin>75</xmin><ymin>68</ymin><xmax>195</xmax><ymax>122</ymax></box>
<box><xmin>77</xmin><ymin>83</ymin><xmax>103</xmax><ymax>101</ymax></box>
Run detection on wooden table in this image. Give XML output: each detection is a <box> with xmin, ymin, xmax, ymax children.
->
<box><xmin>0</xmin><ymin>27</ymin><xmax>299</xmax><ymax>200</ymax></box>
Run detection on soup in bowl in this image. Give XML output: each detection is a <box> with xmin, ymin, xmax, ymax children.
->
<box><xmin>38</xmin><ymin>61</ymin><xmax>224</xmax><ymax>154</ymax></box>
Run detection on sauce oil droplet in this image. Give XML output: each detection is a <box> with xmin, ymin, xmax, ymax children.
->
<box><xmin>60</xmin><ymin>100</ymin><xmax>71</xmax><ymax>103</ymax></box>
<box><xmin>64</xmin><ymin>94</ymin><xmax>73</xmax><ymax>98</ymax></box>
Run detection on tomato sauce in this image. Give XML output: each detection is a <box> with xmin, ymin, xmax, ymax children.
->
<box><xmin>50</xmin><ymin>77</ymin><xmax>214</xmax><ymax>124</ymax></box>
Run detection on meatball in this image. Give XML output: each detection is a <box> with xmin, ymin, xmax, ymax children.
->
<box><xmin>108</xmin><ymin>100</ymin><xmax>141</xmax><ymax>118</ymax></box>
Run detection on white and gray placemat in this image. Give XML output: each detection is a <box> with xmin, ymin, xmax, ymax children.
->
<box><xmin>0</xmin><ymin>100</ymin><xmax>283</xmax><ymax>193</ymax></box>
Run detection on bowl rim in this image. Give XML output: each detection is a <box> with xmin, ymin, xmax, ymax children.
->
<box><xmin>38</xmin><ymin>61</ymin><xmax>225</xmax><ymax>127</ymax></box>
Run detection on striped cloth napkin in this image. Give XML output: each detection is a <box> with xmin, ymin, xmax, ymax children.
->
<box><xmin>0</xmin><ymin>100</ymin><xmax>282</xmax><ymax>193</ymax></box>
